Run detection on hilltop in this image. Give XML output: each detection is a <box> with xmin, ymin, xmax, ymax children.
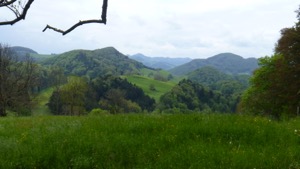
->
<box><xmin>40</xmin><ymin>47</ymin><xmax>150</xmax><ymax>78</ymax></box>
<box><xmin>169</xmin><ymin>53</ymin><xmax>258</xmax><ymax>76</ymax></box>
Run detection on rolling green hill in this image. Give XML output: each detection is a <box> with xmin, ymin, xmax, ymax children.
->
<box><xmin>125</xmin><ymin>75</ymin><xmax>176</xmax><ymax>102</ymax></box>
<box><xmin>11</xmin><ymin>46</ymin><xmax>53</xmax><ymax>61</ymax></box>
<box><xmin>41</xmin><ymin>47</ymin><xmax>149</xmax><ymax>78</ymax></box>
<box><xmin>169</xmin><ymin>53</ymin><xmax>258</xmax><ymax>76</ymax></box>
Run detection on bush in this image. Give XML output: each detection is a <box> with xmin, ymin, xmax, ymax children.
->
<box><xmin>88</xmin><ymin>108</ymin><xmax>109</xmax><ymax>116</ymax></box>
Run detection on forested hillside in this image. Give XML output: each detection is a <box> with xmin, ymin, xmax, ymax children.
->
<box><xmin>187</xmin><ymin>66</ymin><xmax>250</xmax><ymax>90</ymax></box>
<box><xmin>158</xmin><ymin>79</ymin><xmax>240</xmax><ymax>113</ymax></box>
<box><xmin>41</xmin><ymin>47</ymin><xmax>149</xmax><ymax>78</ymax></box>
<box><xmin>1</xmin><ymin>44</ymin><xmax>253</xmax><ymax>116</ymax></box>
<box><xmin>170</xmin><ymin>53</ymin><xmax>258</xmax><ymax>76</ymax></box>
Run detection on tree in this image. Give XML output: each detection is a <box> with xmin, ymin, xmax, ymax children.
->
<box><xmin>240</xmin><ymin>6</ymin><xmax>300</xmax><ymax>118</ymax></box>
<box><xmin>48</xmin><ymin>66</ymin><xmax>66</xmax><ymax>91</ymax></box>
<box><xmin>0</xmin><ymin>44</ymin><xmax>38</xmax><ymax>116</ymax></box>
<box><xmin>159</xmin><ymin>79</ymin><xmax>232</xmax><ymax>113</ymax></box>
<box><xmin>240</xmin><ymin>55</ymin><xmax>286</xmax><ymax>118</ymax></box>
<box><xmin>99</xmin><ymin>89</ymin><xmax>141</xmax><ymax>114</ymax></box>
<box><xmin>60</xmin><ymin>76</ymin><xmax>88</xmax><ymax>115</ymax></box>
<box><xmin>47</xmin><ymin>90</ymin><xmax>63</xmax><ymax>115</ymax></box>
<box><xmin>0</xmin><ymin>0</ymin><xmax>108</xmax><ymax>35</ymax></box>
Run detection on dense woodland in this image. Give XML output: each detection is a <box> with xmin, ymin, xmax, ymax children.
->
<box><xmin>1</xmin><ymin>7</ymin><xmax>300</xmax><ymax>120</ymax></box>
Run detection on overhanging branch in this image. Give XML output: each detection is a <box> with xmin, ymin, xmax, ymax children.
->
<box><xmin>0</xmin><ymin>0</ymin><xmax>34</xmax><ymax>25</ymax></box>
<box><xmin>0</xmin><ymin>0</ymin><xmax>108</xmax><ymax>35</ymax></box>
<box><xmin>0</xmin><ymin>0</ymin><xmax>18</xmax><ymax>7</ymax></box>
<box><xmin>43</xmin><ymin>0</ymin><xmax>108</xmax><ymax>35</ymax></box>
<box><xmin>43</xmin><ymin>19</ymin><xmax>106</xmax><ymax>35</ymax></box>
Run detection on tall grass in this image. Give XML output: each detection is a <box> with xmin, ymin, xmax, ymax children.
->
<box><xmin>0</xmin><ymin>114</ymin><xmax>300</xmax><ymax>168</ymax></box>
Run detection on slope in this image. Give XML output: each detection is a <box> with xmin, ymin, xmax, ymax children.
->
<box><xmin>41</xmin><ymin>47</ymin><xmax>149</xmax><ymax>78</ymax></box>
<box><xmin>11</xmin><ymin>46</ymin><xmax>53</xmax><ymax>61</ymax></box>
<box><xmin>169</xmin><ymin>53</ymin><xmax>258</xmax><ymax>76</ymax></box>
<box><xmin>125</xmin><ymin>75</ymin><xmax>176</xmax><ymax>102</ymax></box>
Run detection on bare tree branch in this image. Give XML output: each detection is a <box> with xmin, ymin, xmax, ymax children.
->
<box><xmin>0</xmin><ymin>0</ymin><xmax>18</xmax><ymax>7</ymax></box>
<box><xmin>43</xmin><ymin>19</ymin><xmax>106</xmax><ymax>35</ymax></box>
<box><xmin>7</xmin><ymin>4</ymin><xmax>20</xmax><ymax>17</ymax></box>
<box><xmin>0</xmin><ymin>0</ymin><xmax>34</xmax><ymax>26</ymax></box>
<box><xmin>43</xmin><ymin>0</ymin><xmax>108</xmax><ymax>35</ymax></box>
<box><xmin>0</xmin><ymin>0</ymin><xmax>108</xmax><ymax>35</ymax></box>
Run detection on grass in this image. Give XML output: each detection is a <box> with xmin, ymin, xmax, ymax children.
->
<box><xmin>0</xmin><ymin>114</ymin><xmax>300</xmax><ymax>168</ymax></box>
<box><xmin>31</xmin><ymin>88</ymin><xmax>54</xmax><ymax>116</ymax></box>
<box><xmin>125</xmin><ymin>75</ymin><xmax>176</xmax><ymax>101</ymax></box>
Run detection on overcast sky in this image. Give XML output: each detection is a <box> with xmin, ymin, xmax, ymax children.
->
<box><xmin>0</xmin><ymin>0</ymin><xmax>299</xmax><ymax>58</ymax></box>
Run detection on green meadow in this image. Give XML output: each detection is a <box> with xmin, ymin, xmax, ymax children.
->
<box><xmin>1</xmin><ymin>114</ymin><xmax>300</xmax><ymax>168</ymax></box>
<box><xmin>125</xmin><ymin>75</ymin><xmax>176</xmax><ymax>101</ymax></box>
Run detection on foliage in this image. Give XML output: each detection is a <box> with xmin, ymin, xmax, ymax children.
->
<box><xmin>88</xmin><ymin>108</ymin><xmax>109</xmax><ymax>116</ymax></box>
<box><xmin>41</xmin><ymin>47</ymin><xmax>146</xmax><ymax>79</ymax></box>
<box><xmin>0</xmin><ymin>44</ymin><xmax>39</xmax><ymax>116</ymax></box>
<box><xmin>169</xmin><ymin>53</ymin><xmax>258</xmax><ymax>76</ymax></box>
<box><xmin>48</xmin><ymin>76</ymin><xmax>88</xmax><ymax>115</ymax></box>
<box><xmin>0</xmin><ymin>114</ymin><xmax>300</xmax><ymax>168</ymax></box>
<box><xmin>187</xmin><ymin>66</ymin><xmax>249</xmax><ymax>112</ymax></box>
<box><xmin>48</xmin><ymin>90</ymin><xmax>64</xmax><ymax>115</ymax></box>
<box><xmin>159</xmin><ymin>79</ymin><xmax>236</xmax><ymax>113</ymax></box>
<box><xmin>99</xmin><ymin>89</ymin><xmax>142</xmax><ymax>114</ymax></box>
<box><xmin>91</xmin><ymin>76</ymin><xmax>155</xmax><ymax>113</ymax></box>
<box><xmin>188</xmin><ymin>66</ymin><xmax>250</xmax><ymax>89</ymax></box>
<box><xmin>241</xmin><ymin>8</ymin><xmax>300</xmax><ymax>119</ymax></box>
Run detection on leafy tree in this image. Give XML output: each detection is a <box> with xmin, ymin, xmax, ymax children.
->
<box><xmin>0</xmin><ymin>44</ymin><xmax>38</xmax><ymax>116</ymax></box>
<box><xmin>99</xmin><ymin>89</ymin><xmax>141</xmax><ymax>114</ymax></box>
<box><xmin>88</xmin><ymin>76</ymin><xmax>155</xmax><ymax>112</ymax></box>
<box><xmin>159</xmin><ymin>79</ymin><xmax>232</xmax><ymax>113</ymax></box>
<box><xmin>47</xmin><ymin>90</ymin><xmax>63</xmax><ymax>115</ymax></box>
<box><xmin>241</xmin><ymin>6</ymin><xmax>300</xmax><ymax>118</ymax></box>
<box><xmin>60</xmin><ymin>76</ymin><xmax>88</xmax><ymax>115</ymax></box>
<box><xmin>49</xmin><ymin>66</ymin><xmax>66</xmax><ymax>90</ymax></box>
<box><xmin>240</xmin><ymin>55</ymin><xmax>287</xmax><ymax>118</ymax></box>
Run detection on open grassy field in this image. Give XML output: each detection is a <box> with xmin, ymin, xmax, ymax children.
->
<box><xmin>0</xmin><ymin>114</ymin><xmax>300</xmax><ymax>168</ymax></box>
<box><xmin>31</xmin><ymin>88</ymin><xmax>53</xmax><ymax>116</ymax></box>
<box><xmin>125</xmin><ymin>75</ymin><xmax>176</xmax><ymax>101</ymax></box>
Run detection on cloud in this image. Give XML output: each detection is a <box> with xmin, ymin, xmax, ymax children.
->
<box><xmin>0</xmin><ymin>0</ymin><xmax>299</xmax><ymax>58</ymax></box>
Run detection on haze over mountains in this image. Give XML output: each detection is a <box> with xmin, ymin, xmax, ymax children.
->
<box><xmin>11</xmin><ymin>46</ymin><xmax>259</xmax><ymax>76</ymax></box>
<box><xmin>129</xmin><ymin>53</ymin><xmax>192</xmax><ymax>70</ymax></box>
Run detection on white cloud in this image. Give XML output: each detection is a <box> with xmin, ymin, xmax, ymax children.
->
<box><xmin>0</xmin><ymin>0</ymin><xmax>299</xmax><ymax>58</ymax></box>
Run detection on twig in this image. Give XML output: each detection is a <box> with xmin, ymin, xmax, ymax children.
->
<box><xmin>0</xmin><ymin>0</ymin><xmax>18</xmax><ymax>7</ymax></box>
<box><xmin>0</xmin><ymin>0</ymin><xmax>34</xmax><ymax>25</ymax></box>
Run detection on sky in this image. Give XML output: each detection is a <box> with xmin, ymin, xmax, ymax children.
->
<box><xmin>0</xmin><ymin>0</ymin><xmax>299</xmax><ymax>59</ymax></box>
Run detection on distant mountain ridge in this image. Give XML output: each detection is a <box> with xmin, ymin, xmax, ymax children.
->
<box><xmin>41</xmin><ymin>47</ymin><xmax>149</xmax><ymax>78</ymax></box>
<box><xmin>11</xmin><ymin>46</ymin><xmax>38</xmax><ymax>56</ymax></box>
<box><xmin>169</xmin><ymin>53</ymin><xmax>258</xmax><ymax>75</ymax></box>
<box><xmin>129</xmin><ymin>53</ymin><xmax>192</xmax><ymax>70</ymax></box>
